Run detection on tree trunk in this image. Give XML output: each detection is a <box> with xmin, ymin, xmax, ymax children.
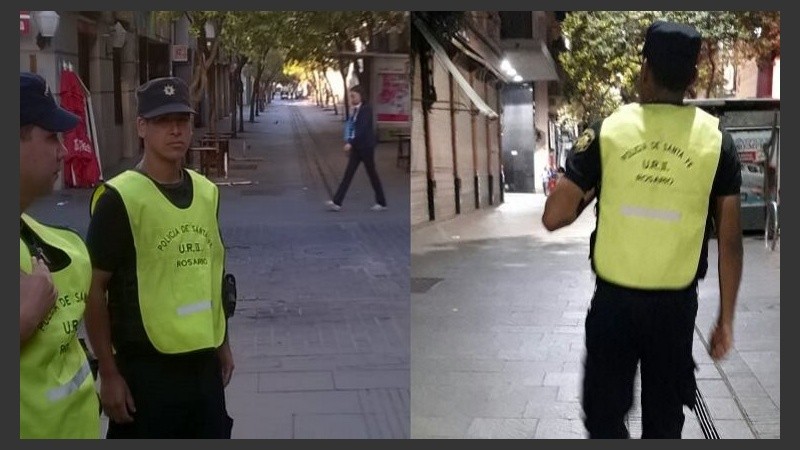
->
<box><xmin>249</xmin><ymin>65</ymin><xmax>264</xmax><ymax>123</ymax></box>
<box><xmin>339</xmin><ymin>62</ymin><xmax>350</xmax><ymax>120</ymax></box>
<box><xmin>324</xmin><ymin>71</ymin><xmax>338</xmax><ymax>115</ymax></box>
<box><xmin>705</xmin><ymin>45</ymin><xmax>717</xmax><ymax>99</ymax></box>
<box><xmin>230</xmin><ymin>69</ymin><xmax>238</xmax><ymax>138</ymax></box>
<box><xmin>209</xmin><ymin>66</ymin><xmax>217</xmax><ymax>137</ymax></box>
<box><xmin>238</xmin><ymin>80</ymin><xmax>245</xmax><ymax>133</ymax></box>
<box><xmin>359</xmin><ymin>56</ymin><xmax>373</xmax><ymax>104</ymax></box>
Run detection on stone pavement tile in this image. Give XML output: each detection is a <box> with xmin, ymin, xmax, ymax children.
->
<box><xmin>738</xmin><ymin>396</ymin><xmax>780</xmax><ymax>422</ymax></box>
<box><xmin>412</xmin><ymin>385</ymin><xmax>489</xmax><ymax>418</ymax></box>
<box><xmin>726</xmin><ymin>374</ymin><xmax>770</xmax><ymax>398</ymax></box>
<box><xmin>293</xmin><ymin>414</ymin><xmax>370</xmax><ymax>439</ymax></box>
<box><xmin>626</xmin><ymin>418</ymin><xmax>643</xmax><ymax>438</ymax></box>
<box><xmin>682</xmin><ymin>411</ymin><xmax>706</xmax><ymax>439</ymax></box>
<box><xmin>503</xmin><ymin>361</ymin><xmax>565</xmax><ymax>374</ymax></box>
<box><xmin>533</xmin><ymin>419</ymin><xmax>587</xmax><ymax>439</ymax></box>
<box><xmin>763</xmin><ymin>382</ymin><xmax>780</xmax><ymax>408</ymax></box>
<box><xmin>556</xmin><ymin>384</ymin><xmax>581</xmax><ymax>402</ymax></box>
<box><xmin>713</xmin><ymin>420</ymin><xmax>756</xmax><ymax>439</ymax></box>
<box><xmin>257</xmin><ymin>371</ymin><xmax>334</xmax><ymax>392</ymax></box>
<box><xmin>414</xmin><ymin>369</ymin><xmax>544</xmax><ymax>388</ymax></box>
<box><xmin>358</xmin><ymin>389</ymin><xmax>408</xmax><ymax>438</ymax></box>
<box><xmin>740</xmin><ymin>350</ymin><xmax>780</xmax><ymax>381</ymax></box>
<box><xmin>562</xmin><ymin>361</ymin><xmax>583</xmax><ymax>373</ymax></box>
<box><xmin>523</xmin><ymin>400</ymin><xmax>582</xmax><ymax>420</ymax></box>
<box><xmin>466</xmin><ymin>418</ymin><xmax>539</xmax><ymax>439</ymax></box>
<box><xmin>697</xmin><ymin>379</ymin><xmax>735</xmax><ymax>398</ymax></box>
<box><xmin>333</xmin><ymin>370</ymin><xmax>408</xmax><ymax>389</ymax></box>
<box><xmin>716</xmin><ymin>353</ymin><xmax>755</xmax><ymax>376</ymax></box>
<box><xmin>552</xmin><ymin>326</ymin><xmax>585</xmax><ymax>341</ymax></box>
<box><xmin>704</xmin><ymin>397</ymin><xmax>746</xmax><ymax>420</ymax></box>
<box><xmin>486</xmin><ymin>386</ymin><xmax>560</xmax><ymax>418</ymax></box>
<box><xmin>255</xmin><ymin>391</ymin><xmax>362</xmax><ymax>414</ymax></box>
<box><xmin>695</xmin><ymin>363</ymin><xmax>723</xmax><ymax>380</ymax></box>
<box><xmin>417</xmin><ymin>331</ymin><xmax>499</xmax><ymax>359</ymax></box>
<box><xmin>232</xmin><ymin>413</ymin><xmax>293</xmax><ymax>439</ymax></box>
<box><xmin>226</xmin><ymin>372</ymin><xmax>258</xmax><ymax>394</ymax></box>
<box><xmin>411</xmin><ymin>416</ymin><xmax>472</xmax><ymax>439</ymax></box>
<box><xmin>493</xmin><ymin>332</ymin><xmax>546</xmax><ymax>349</ymax></box>
<box><xmin>415</xmin><ymin>357</ymin><xmax>505</xmax><ymax>373</ymax></box>
<box><xmin>498</xmin><ymin>340</ymin><xmax>570</xmax><ymax>361</ymax></box>
<box><xmin>752</xmin><ymin>420</ymin><xmax>780</xmax><ymax>439</ymax></box>
<box><xmin>489</xmin><ymin>325</ymin><xmax>555</xmax><ymax>335</ymax></box>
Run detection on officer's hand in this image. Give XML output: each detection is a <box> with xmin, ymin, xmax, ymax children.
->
<box><xmin>218</xmin><ymin>343</ymin><xmax>235</xmax><ymax>388</ymax></box>
<box><xmin>20</xmin><ymin>257</ymin><xmax>57</xmax><ymax>324</ymax></box>
<box><xmin>709</xmin><ymin>321</ymin><xmax>733</xmax><ymax>360</ymax></box>
<box><xmin>343</xmin><ymin>143</ymin><xmax>352</xmax><ymax>153</ymax></box>
<box><xmin>100</xmin><ymin>369</ymin><xmax>136</xmax><ymax>423</ymax></box>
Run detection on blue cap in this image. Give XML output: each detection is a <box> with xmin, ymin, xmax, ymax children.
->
<box><xmin>20</xmin><ymin>72</ymin><xmax>80</xmax><ymax>132</ymax></box>
<box><xmin>642</xmin><ymin>21</ymin><xmax>702</xmax><ymax>75</ymax></box>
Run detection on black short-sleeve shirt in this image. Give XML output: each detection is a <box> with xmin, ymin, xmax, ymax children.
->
<box><xmin>565</xmin><ymin>107</ymin><xmax>742</xmax><ymax>284</ymax></box>
<box><xmin>85</xmin><ymin>169</ymin><xmax>195</xmax><ymax>355</ymax></box>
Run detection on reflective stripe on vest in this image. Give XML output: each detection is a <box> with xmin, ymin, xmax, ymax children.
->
<box><xmin>93</xmin><ymin>170</ymin><xmax>226</xmax><ymax>354</ymax></box>
<box><xmin>593</xmin><ymin>103</ymin><xmax>722</xmax><ymax>289</ymax></box>
<box><xmin>20</xmin><ymin>214</ymin><xmax>100</xmax><ymax>439</ymax></box>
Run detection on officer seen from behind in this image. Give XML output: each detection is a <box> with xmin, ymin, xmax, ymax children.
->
<box><xmin>543</xmin><ymin>21</ymin><xmax>743</xmax><ymax>439</ymax></box>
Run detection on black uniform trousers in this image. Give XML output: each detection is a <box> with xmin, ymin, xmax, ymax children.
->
<box><xmin>582</xmin><ymin>279</ymin><xmax>699</xmax><ymax>439</ymax></box>
<box><xmin>106</xmin><ymin>349</ymin><xmax>232</xmax><ymax>439</ymax></box>
<box><xmin>332</xmin><ymin>149</ymin><xmax>386</xmax><ymax>207</ymax></box>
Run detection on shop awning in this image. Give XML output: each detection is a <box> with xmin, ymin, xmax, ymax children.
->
<box><xmin>502</xmin><ymin>42</ymin><xmax>560</xmax><ymax>82</ymax></box>
<box><xmin>413</xmin><ymin>16</ymin><xmax>499</xmax><ymax>119</ymax></box>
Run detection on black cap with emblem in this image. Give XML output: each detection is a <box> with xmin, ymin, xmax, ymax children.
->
<box><xmin>136</xmin><ymin>76</ymin><xmax>196</xmax><ymax>119</ymax></box>
<box><xmin>641</xmin><ymin>21</ymin><xmax>702</xmax><ymax>89</ymax></box>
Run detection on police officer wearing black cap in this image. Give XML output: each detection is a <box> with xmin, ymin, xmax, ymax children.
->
<box><xmin>543</xmin><ymin>21</ymin><xmax>743</xmax><ymax>438</ymax></box>
<box><xmin>84</xmin><ymin>77</ymin><xmax>234</xmax><ymax>438</ymax></box>
<box><xmin>20</xmin><ymin>72</ymin><xmax>101</xmax><ymax>438</ymax></box>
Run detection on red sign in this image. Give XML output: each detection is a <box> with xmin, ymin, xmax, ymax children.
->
<box><xmin>20</xmin><ymin>11</ymin><xmax>30</xmax><ymax>35</ymax></box>
<box><xmin>172</xmin><ymin>45</ymin><xmax>189</xmax><ymax>62</ymax></box>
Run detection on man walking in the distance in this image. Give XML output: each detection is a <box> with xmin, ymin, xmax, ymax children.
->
<box><xmin>327</xmin><ymin>85</ymin><xmax>388</xmax><ymax>212</ymax></box>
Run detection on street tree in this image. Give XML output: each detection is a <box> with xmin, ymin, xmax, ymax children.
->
<box><xmin>558</xmin><ymin>11</ymin><xmax>780</xmax><ymax>124</ymax></box>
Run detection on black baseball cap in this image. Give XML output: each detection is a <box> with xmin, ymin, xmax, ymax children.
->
<box><xmin>136</xmin><ymin>76</ymin><xmax>196</xmax><ymax>119</ymax></box>
<box><xmin>20</xmin><ymin>72</ymin><xmax>80</xmax><ymax>132</ymax></box>
<box><xmin>642</xmin><ymin>20</ymin><xmax>702</xmax><ymax>76</ymax></box>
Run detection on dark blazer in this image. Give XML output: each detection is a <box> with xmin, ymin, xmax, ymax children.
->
<box><xmin>347</xmin><ymin>103</ymin><xmax>378</xmax><ymax>152</ymax></box>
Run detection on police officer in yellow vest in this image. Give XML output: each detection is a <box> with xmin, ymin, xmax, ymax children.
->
<box><xmin>543</xmin><ymin>21</ymin><xmax>743</xmax><ymax>438</ymax></box>
<box><xmin>19</xmin><ymin>72</ymin><xmax>100</xmax><ymax>438</ymax></box>
<box><xmin>84</xmin><ymin>77</ymin><xmax>234</xmax><ymax>438</ymax></box>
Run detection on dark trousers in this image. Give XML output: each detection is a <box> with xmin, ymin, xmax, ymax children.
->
<box><xmin>332</xmin><ymin>149</ymin><xmax>386</xmax><ymax>207</ymax></box>
<box><xmin>106</xmin><ymin>350</ymin><xmax>232</xmax><ymax>439</ymax></box>
<box><xmin>582</xmin><ymin>280</ymin><xmax>699</xmax><ymax>439</ymax></box>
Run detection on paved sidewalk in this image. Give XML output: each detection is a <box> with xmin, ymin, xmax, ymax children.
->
<box><xmin>410</xmin><ymin>193</ymin><xmax>779</xmax><ymax>439</ymax></box>
<box><xmin>28</xmin><ymin>99</ymin><xmax>411</xmax><ymax>439</ymax></box>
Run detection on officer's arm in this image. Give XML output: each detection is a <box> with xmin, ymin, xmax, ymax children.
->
<box><xmin>543</xmin><ymin>123</ymin><xmax>601</xmax><ymax>231</ymax></box>
<box><xmin>84</xmin><ymin>189</ymin><xmax>127</xmax><ymax>376</ymax></box>
<box><xmin>714</xmin><ymin>194</ymin><xmax>742</xmax><ymax>327</ymax></box>
<box><xmin>84</xmin><ymin>269</ymin><xmax>117</xmax><ymax>376</ymax></box>
<box><xmin>542</xmin><ymin>179</ymin><xmax>591</xmax><ymax>231</ymax></box>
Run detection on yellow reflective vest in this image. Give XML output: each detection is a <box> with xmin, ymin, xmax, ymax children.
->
<box><xmin>91</xmin><ymin>170</ymin><xmax>226</xmax><ymax>353</ymax></box>
<box><xmin>20</xmin><ymin>214</ymin><xmax>99</xmax><ymax>439</ymax></box>
<box><xmin>593</xmin><ymin>103</ymin><xmax>722</xmax><ymax>289</ymax></box>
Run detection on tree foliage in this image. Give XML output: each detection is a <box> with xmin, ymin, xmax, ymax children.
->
<box><xmin>558</xmin><ymin>11</ymin><xmax>780</xmax><ymax>124</ymax></box>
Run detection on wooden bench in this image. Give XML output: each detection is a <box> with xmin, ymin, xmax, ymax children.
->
<box><xmin>198</xmin><ymin>137</ymin><xmax>230</xmax><ymax>178</ymax></box>
<box><xmin>186</xmin><ymin>146</ymin><xmax>219</xmax><ymax>177</ymax></box>
<box><xmin>202</xmin><ymin>132</ymin><xmax>235</xmax><ymax>140</ymax></box>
